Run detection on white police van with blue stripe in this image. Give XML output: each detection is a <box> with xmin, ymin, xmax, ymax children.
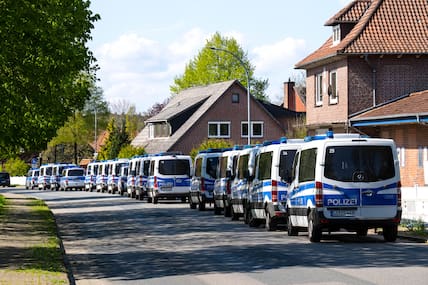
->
<box><xmin>147</xmin><ymin>152</ymin><xmax>192</xmax><ymax>204</ymax></box>
<box><xmin>213</xmin><ymin>146</ymin><xmax>241</xmax><ymax>216</ymax></box>
<box><xmin>287</xmin><ymin>131</ymin><xmax>401</xmax><ymax>242</ymax></box>
<box><xmin>230</xmin><ymin>145</ymin><xmax>259</xmax><ymax>221</ymax></box>
<box><xmin>190</xmin><ymin>148</ymin><xmax>223</xmax><ymax>211</ymax></box>
<box><xmin>248</xmin><ymin>138</ymin><xmax>302</xmax><ymax>230</ymax></box>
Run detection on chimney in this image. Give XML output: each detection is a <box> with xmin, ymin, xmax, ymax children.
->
<box><xmin>283</xmin><ymin>80</ymin><xmax>296</xmax><ymax>111</ymax></box>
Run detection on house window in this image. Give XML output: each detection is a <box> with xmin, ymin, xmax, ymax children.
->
<box><xmin>208</xmin><ymin>122</ymin><xmax>230</xmax><ymax>138</ymax></box>
<box><xmin>148</xmin><ymin>122</ymin><xmax>170</xmax><ymax>138</ymax></box>
<box><xmin>315</xmin><ymin>73</ymin><xmax>323</xmax><ymax>106</ymax></box>
<box><xmin>333</xmin><ymin>25</ymin><xmax>341</xmax><ymax>45</ymax></box>
<box><xmin>241</xmin><ymin>121</ymin><xmax>264</xmax><ymax>138</ymax></box>
<box><xmin>329</xmin><ymin>70</ymin><xmax>338</xmax><ymax>104</ymax></box>
<box><xmin>232</xmin><ymin>93</ymin><xmax>240</xmax><ymax>103</ymax></box>
<box><xmin>418</xmin><ymin>146</ymin><xmax>428</xmax><ymax>168</ymax></box>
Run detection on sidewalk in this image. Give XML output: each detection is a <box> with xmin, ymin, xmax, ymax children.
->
<box><xmin>0</xmin><ymin>192</ymin><xmax>70</xmax><ymax>285</ymax></box>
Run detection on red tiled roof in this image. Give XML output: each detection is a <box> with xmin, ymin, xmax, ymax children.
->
<box><xmin>351</xmin><ymin>90</ymin><xmax>428</xmax><ymax>119</ymax></box>
<box><xmin>296</xmin><ymin>0</ymin><xmax>428</xmax><ymax>68</ymax></box>
<box><xmin>325</xmin><ymin>0</ymin><xmax>371</xmax><ymax>25</ymax></box>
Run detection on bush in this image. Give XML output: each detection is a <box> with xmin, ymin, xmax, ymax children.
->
<box><xmin>117</xmin><ymin>144</ymin><xmax>146</xmax><ymax>158</ymax></box>
<box><xmin>4</xmin><ymin>157</ymin><xmax>29</xmax><ymax>176</ymax></box>
<box><xmin>190</xmin><ymin>139</ymin><xmax>233</xmax><ymax>161</ymax></box>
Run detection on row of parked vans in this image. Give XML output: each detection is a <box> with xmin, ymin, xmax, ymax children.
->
<box><xmin>27</xmin><ymin>131</ymin><xmax>402</xmax><ymax>242</ymax></box>
<box><xmin>26</xmin><ymin>163</ymin><xmax>86</xmax><ymax>191</ymax></box>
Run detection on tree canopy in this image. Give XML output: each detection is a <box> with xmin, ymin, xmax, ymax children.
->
<box><xmin>170</xmin><ymin>32</ymin><xmax>269</xmax><ymax>101</ymax></box>
<box><xmin>0</xmin><ymin>0</ymin><xmax>100</xmax><ymax>157</ymax></box>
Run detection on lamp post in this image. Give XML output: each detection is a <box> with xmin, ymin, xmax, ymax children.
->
<box><xmin>209</xmin><ymin>47</ymin><xmax>251</xmax><ymax>145</ymax></box>
<box><xmin>94</xmin><ymin>107</ymin><xmax>98</xmax><ymax>159</ymax></box>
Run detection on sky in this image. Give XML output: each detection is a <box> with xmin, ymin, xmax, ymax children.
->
<box><xmin>88</xmin><ymin>0</ymin><xmax>351</xmax><ymax>114</ymax></box>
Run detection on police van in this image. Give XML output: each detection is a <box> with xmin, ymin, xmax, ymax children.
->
<box><xmin>107</xmin><ymin>159</ymin><xmax>129</xmax><ymax>194</ymax></box>
<box><xmin>85</xmin><ymin>161</ymin><xmax>99</xmax><ymax>191</ymax></box>
<box><xmin>117</xmin><ymin>163</ymin><xmax>129</xmax><ymax>196</ymax></box>
<box><xmin>190</xmin><ymin>149</ymin><xmax>223</xmax><ymax>211</ymax></box>
<box><xmin>135</xmin><ymin>155</ymin><xmax>151</xmax><ymax>200</ymax></box>
<box><xmin>96</xmin><ymin>160</ymin><xmax>110</xmax><ymax>192</ymax></box>
<box><xmin>230</xmin><ymin>145</ymin><xmax>259</xmax><ymax>221</ymax></box>
<box><xmin>248</xmin><ymin>138</ymin><xmax>302</xmax><ymax>230</ymax></box>
<box><xmin>147</xmin><ymin>152</ymin><xmax>192</xmax><ymax>204</ymax></box>
<box><xmin>213</xmin><ymin>146</ymin><xmax>241</xmax><ymax>216</ymax></box>
<box><xmin>127</xmin><ymin>156</ymin><xmax>142</xmax><ymax>198</ymax></box>
<box><xmin>287</xmin><ymin>132</ymin><xmax>402</xmax><ymax>242</ymax></box>
<box><xmin>38</xmin><ymin>163</ymin><xmax>55</xmax><ymax>190</ymax></box>
<box><xmin>50</xmin><ymin>163</ymin><xmax>76</xmax><ymax>191</ymax></box>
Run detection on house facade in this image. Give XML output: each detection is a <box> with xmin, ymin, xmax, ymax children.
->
<box><xmin>131</xmin><ymin>80</ymin><xmax>304</xmax><ymax>154</ymax></box>
<box><xmin>295</xmin><ymin>0</ymin><xmax>428</xmax><ymax>222</ymax></box>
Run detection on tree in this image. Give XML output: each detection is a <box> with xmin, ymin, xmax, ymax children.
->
<box><xmin>170</xmin><ymin>32</ymin><xmax>269</xmax><ymax>101</ymax></box>
<box><xmin>117</xmin><ymin>145</ymin><xmax>145</xmax><ymax>159</ymax></box>
<box><xmin>98</xmin><ymin>118</ymin><xmax>130</xmax><ymax>160</ymax></box>
<box><xmin>47</xmin><ymin>112</ymin><xmax>90</xmax><ymax>164</ymax></box>
<box><xmin>3</xmin><ymin>157</ymin><xmax>29</xmax><ymax>176</ymax></box>
<box><xmin>0</xmin><ymin>0</ymin><xmax>100</xmax><ymax>156</ymax></box>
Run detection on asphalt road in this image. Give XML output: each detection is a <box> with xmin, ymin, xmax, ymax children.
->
<box><xmin>3</xmin><ymin>188</ymin><xmax>428</xmax><ymax>285</ymax></box>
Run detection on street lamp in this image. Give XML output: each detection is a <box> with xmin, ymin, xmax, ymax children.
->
<box><xmin>209</xmin><ymin>47</ymin><xmax>251</xmax><ymax>145</ymax></box>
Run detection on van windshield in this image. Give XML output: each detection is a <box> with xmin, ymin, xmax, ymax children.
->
<box><xmin>159</xmin><ymin>159</ymin><xmax>190</xmax><ymax>176</ymax></box>
<box><xmin>324</xmin><ymin>146</ymin><xmax>395</xmax><ymax>182</ymax></box>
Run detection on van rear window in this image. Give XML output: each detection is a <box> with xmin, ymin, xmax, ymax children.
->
<box><xmin>159</xmin><ymin>159</ymin><xmax>190</xmax><ymax>176</ymax></box>
<box><xmin>68</xmin><ymin>169</ymin><xmax>84</xmax><ymax>176</ymax></box>
<box><xmin>324</xmin><ymin>146</ymin><xmax>395</xmax><ymax>182</ymax></box>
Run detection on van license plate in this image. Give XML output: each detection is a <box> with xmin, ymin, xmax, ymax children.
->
<box><xmin>331</xmin><ymin>210</ymin><xmax>355</xmax><ymax>217</ymax></box>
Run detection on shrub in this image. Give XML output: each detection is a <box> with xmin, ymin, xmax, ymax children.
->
<box><xmin>190</xmin><ymin>139</ymin><xmax>233</xmax><ymax>161</ymax></box>
<box><xmin>117</xmin><ymin>144</ymin><xmax>146</xmax><ymax>158</ymax></box>
<box><xmin>4</xmin><ymin>157</ymin><xmax>29</xmax><ymax>176</ymax></box>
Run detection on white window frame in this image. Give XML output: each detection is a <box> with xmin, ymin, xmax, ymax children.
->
<box><xmin>241</xmin><ymin>121</ymin><xmax>264</xmax><ymax>138</ymax></box>
<box><xmin>329</xmin><ymin>70</ymin><xmax>338</xmax><ymax>104</ymax></box>
<box><xmin>315</xmin><ymin>73</ymin><xmax>323</xmax><ymax>106</ymax></box>
<box><xmin>397</xmin><ymin>147</ymin><xmax>406</xmax><ymax>167</ymax></box>
<box><xmin>333</xmin><ymin>25</ymin><xmax>341</xmax><ymax>45</ymax></box>
<box><xmin>208</xmin><ymin>121</ymin><xmax>231</xmax><ymax>138</ymax></box>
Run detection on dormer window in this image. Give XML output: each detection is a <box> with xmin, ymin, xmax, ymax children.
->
<box><xmin>333</xmin><ymin>25</ymin><xmax>341</xmax><ymax>45</ymax></box>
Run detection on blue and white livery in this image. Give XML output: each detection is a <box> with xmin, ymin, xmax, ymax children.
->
<box><xmin>287</xmin><ymin>132</ymin><xmax>402</xmax><ymax>242</ymax></box>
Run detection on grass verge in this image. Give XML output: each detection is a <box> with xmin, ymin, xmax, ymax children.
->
<box><xmin>0</xmin><ymin>196</ymin><xmax>69</xmax><ymax>284</ymax></box>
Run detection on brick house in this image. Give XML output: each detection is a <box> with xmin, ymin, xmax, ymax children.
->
<box><xmin>295</xmin><ymin>0</ymin><xmax>428</xmax><ymax>222</ymax></box>
<box><xmin>131</xmin><ymin>80</ymin><xmax>305</xmax><ymax>154</ymax></box>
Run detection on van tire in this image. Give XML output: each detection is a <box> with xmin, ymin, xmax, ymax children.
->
<box><xmin>308</xmin><ymin>211</ymin><xmax>321</xmax><ymax>242</ymax></box>
<box><xmin>287</xmin><ymin>215</ymin><xmax>298</xmax><ymax>236</ymax></box>
<box><xmin>224</xmin><ymin>205</ymin><xmax>231</xmax><ymax>217</ymax></box>
<box><xmin>214</xmin><ymin>204</ymin><xmax>221</xmax><ymax>215</ymax></box>
<box><xmin>265</xmin><ymin>211</ymin><xmax>277</xmax><ymax>231</ymax></box>
<box><xmin>198</xmin><ymin>201</ymin><xmax>205</xmax><ymax>211</ymax></box>
<box><xmin>383</xmin><ymin>225</ymin><xmax>398</xmax><ymax>242</ymax></box>
<box><xmin>147</xmin><ymin>196</ymin><xmax>153</xmax><ymax>203</ymax></box>
<box><xmin>153</xmin><ymin>197</ymin><xmax>158</xmax><ymax>204</ymax></box>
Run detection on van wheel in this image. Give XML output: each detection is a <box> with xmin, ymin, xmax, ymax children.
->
<box><xmin>214</xmin><ymin>204</ymin><xmax>221</xmax><ymax>215</ymax></box>
<box><xmin>153</xmin><ymin>197</ymin><xmax>158</xmax><ymax>204</ymax></box>
<box><xmin>287</xmin><ymin>215</ymin><xmax>298</xmax><ymax>236</ymax></box>
<box><xmin>147</xmin><ymin>196</ymin><xmax>152</xmax><ymax>203</ymax></box>
<box><xmin>265</xmin><ymin>210</ymin><xmax>277</xmax><ymax>231</ymax></box>
<box><xmin>383</xmin><ymin>225</ymin><xmax>398</xmax><ymax>242</ymax></box>
<box><xmin>224</xmin><ymin>204</ymin><xmax>231</xmax><ymax>217</ymax></box>
<box><xmin>308</xmin><ymin>211</ymin><xmax>321</xmax><ymax>242</ymax></box>
<box><xmin>198</xmin><ymin>200</ymin><xmax>205</xmax><ymax>211</ymax></box>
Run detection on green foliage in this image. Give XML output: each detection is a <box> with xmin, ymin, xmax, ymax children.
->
<box><xmin>170</xmin><ymin>32</ymin><xmax>269</xmax><ymax>101</ymax></box>
<box><xmin>4</xmin><ymin>157</ymin><xmax>30</xmax><ymax>176</ymax></box>
<box><xmin>98</xmin><ymin>117</ymin><xmax>130</xmax><ymax>160</ymax></box>
<box><xmin>0</xmin><ymin>0</ymin><xmax>100</xmax><ymax>156</ymax></box>
<box><xmin>190</xmin><ymin>139</ymin><xmax>233</xmax><ymax>161</ymax></box>
<box><xmin>117</xmin><ymin>144</ymin><xmax>146</xmax><ymax>159</ymax></box>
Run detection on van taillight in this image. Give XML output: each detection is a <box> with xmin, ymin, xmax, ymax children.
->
<box><xmin>154</xmin><ymin>176</ymin><xmax>158</xmax><ymax>189</ymax></box>
<box><xmin>226</xmin><ymin>180</ymin><xmax>231</xmax><ymax>195</ymax></box>
<box><xmin>315</xmin><ymin>181</ymin><xmax>323</xmax><ymax>207</ymax></box>
<box><xmin>397</xmin><ymin>181</ymin><xmax>402</xmax><ymax>207</ymax></box>
<box><xmin>272</xmin><ymin>180</ymin><xmax>278</xmax><ymax>202</ymax></box>
<box><xmin>200</xmin><ymin>177</ymin><xmax>205</xmax><ymax>192</ymax></box>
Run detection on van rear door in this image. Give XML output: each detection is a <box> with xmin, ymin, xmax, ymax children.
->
<box><xmin>323</xmin><ymin>142</ymin><xmax>399</xmax><ymax>219</ymax></box>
